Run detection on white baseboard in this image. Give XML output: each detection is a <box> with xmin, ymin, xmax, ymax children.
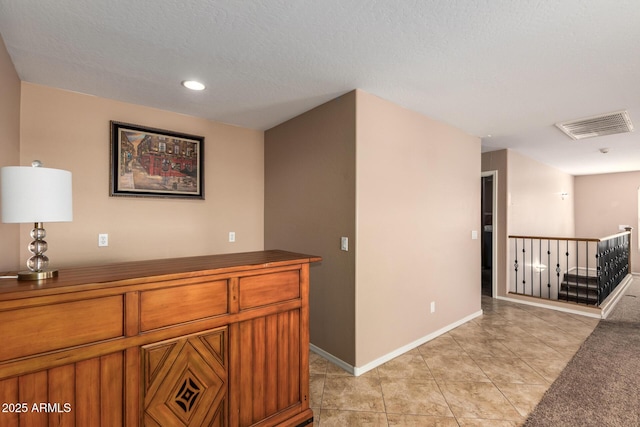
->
<box><xmin>309</xmin><ymin>344</ymin><xmax>356</xmax><ymax>375</ymax></box>
<box><xmin>496</xmin><ymin>295</ymin><xmax>602</xmax><ymax>319</ymax></box>
<box><xmin>310</xmin><ymin>309</ymin><xmax>483</xmax><ymax>377</ymax></box>
<box><xmin>498</xmin><ymin>273</ymin><xmax>634</xmax><ymax>320</ymax></box>
<box><xmin>600</xmin><ymin>274</ymin><xmax>634</xmax><ymax>319</ymax></box>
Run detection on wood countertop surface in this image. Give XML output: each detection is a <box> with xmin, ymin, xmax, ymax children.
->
<box><xmin>0</xmin><ymin>249</ymin><xmax>321</xmax><ymax>301</ymax></box>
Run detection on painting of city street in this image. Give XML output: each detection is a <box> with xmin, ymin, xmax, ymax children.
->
<box><xmin>110</xmin><ymin>121</ymin><xmax>204</xmax><ymax>199</ymax></box>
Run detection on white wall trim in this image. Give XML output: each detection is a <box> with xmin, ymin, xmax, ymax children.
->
<box><xmin>600</xmin><ymin>274</ymin><xmax>633</xmax><ymax>319</ymax></box>
<box><xmin>309</xmin><ymin>344</ymin><xmax>356</xmax><ymax>375</ymax></box>
<box><xmin>497</xmin><ymin>273</ymin><xmax>633</xmax><ymax>319</ymax></box>
<box><xmin>496</xmin><ymin>274</ymin><xmax>634</xmax><ymax>319</ymax></box>
<box><xmin>310</xmin><ymin>309</ymin><xmax>483</xmax><ymax>377</ymax></box>
<box><xmin>496</xmin><ymin>295</ymin><xmax>602</xmax><ymax>319</ymax></box>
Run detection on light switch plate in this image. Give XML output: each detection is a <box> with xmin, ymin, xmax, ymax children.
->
<box><xmin>341</xmin><ymin>236</ymin><xmax>349</xmax><ymax>251</ymax></box>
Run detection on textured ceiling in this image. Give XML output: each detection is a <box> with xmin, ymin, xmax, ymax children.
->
<box><xmin>1</xmin><ymin>0</ymin><xmax>640</xmax><ymax>175</ymax></box>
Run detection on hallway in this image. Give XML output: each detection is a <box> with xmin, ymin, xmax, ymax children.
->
<box><xmin>309</xmin><ymin>296</ymin><xmax>599</xmax><ymax>426</ymax></box>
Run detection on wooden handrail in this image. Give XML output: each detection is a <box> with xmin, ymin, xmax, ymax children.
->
<box><xmin>508</xmin><ymin>230</ymin><xmax>630</xmax><ymax>243</ymax></box>
<box><xmin>508</xmin><ymin>235</ymin><xmax>600</xmax><ymax>242</ymax></box>
<box><xmin>598</xmin><ymin>230</ymin><xmax>632</xmax><ymax>242</ymax></box>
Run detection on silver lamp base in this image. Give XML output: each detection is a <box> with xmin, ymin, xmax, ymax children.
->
<box><xmin>17</xmin><ymin>222</ymin><xmax>59</xmax><ymax>281</ymax></box>
<box><xmin>17</xmin><ymin>269</ymin><xmax>59</xmax><ymax>281</ymax></box>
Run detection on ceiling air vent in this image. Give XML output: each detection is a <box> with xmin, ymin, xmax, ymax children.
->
<box><xmin>555</xmin><ymin>110</ymin><xmax>634</xmax><ymax>140</ymax></box>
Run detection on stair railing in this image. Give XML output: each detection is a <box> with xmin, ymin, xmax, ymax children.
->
<box><xmin>596</xmin><ymin>229</ymin><xmax>631</xmax><ymax>304</ymax></box>
<box><xmin>508</xmin><ymin>229</ymin><xmax>631</xmax><ymax>306</ymax></box>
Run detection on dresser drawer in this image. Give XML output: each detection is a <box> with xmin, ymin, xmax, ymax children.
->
<box><xmin>239</xmin><ymin>270</ymin><xmax>300</xmax><ymax>310</ymax></box>
<box><xmin>0</xmin><ymin>296</ymin><xmax>124</xmax><ymax>362</ymax></box>
<box><xmin>140</xmin><ymin>280</ymin><xmax>228</xmax><ymax>331</ymax></box>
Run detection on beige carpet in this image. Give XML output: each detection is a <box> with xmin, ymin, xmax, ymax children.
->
<box><xmin>606</xmin><ymin>279</ymin><xmax>640</xmax><ymax>323</ymax></box>
<box><xmin>524</xmin><ymin>280</ymin><xmax>640</xmax><ymax>427</ymax></box>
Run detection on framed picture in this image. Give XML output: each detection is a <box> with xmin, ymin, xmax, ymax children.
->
<box><xmin>110</xmin><ymin>121</ymin><xmax>204</xmax><ymax>199</ymax></box>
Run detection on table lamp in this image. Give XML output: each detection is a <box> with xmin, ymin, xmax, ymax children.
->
<box><xmin>1</xmin><ymin>161</ymin><xmax>73</xmax><ymax>280</ymax></box>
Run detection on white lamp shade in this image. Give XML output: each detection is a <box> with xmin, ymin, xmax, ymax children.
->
<box><xmin>1</xmin><ymin>166</ymin><xmax>73</xmax><ymax>223</ymax></box>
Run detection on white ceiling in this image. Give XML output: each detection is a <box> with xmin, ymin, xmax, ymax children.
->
<box><xmin>1</xmin><ymin>0</ymin><xmax>640</xmax><ymax>176</ymax></box>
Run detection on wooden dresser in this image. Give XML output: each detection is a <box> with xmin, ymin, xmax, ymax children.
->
<box><xmin>0</xmin><ymin>250</ymin><xmax>320</xmax><ymax>427</ymax></box>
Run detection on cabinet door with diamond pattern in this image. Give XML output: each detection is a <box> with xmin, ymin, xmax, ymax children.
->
<box><xmin>142</xmin><ymin>327</ymin><xmax>227</xmax><ymax>427</ymax></box>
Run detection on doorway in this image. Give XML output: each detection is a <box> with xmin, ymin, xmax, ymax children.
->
<box><xmin>481</xmin><ymin>172</ymin><xmax>497</xmax><ymax>297</ymax></box>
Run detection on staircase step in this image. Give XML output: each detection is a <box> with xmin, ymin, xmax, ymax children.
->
<box><xmin>558</xmin><ymin>271</ymin><xmax>601</xmax><ymax>305</ymax></box>
<box><xmin>557</xmin><ymin>289</ymin><xmax>599</xmax><ymax>305</ymax></box>
<box><xmin>562</xmin><ymin>273</ymin><xmax>598</xmax><ymax>285</ymax></box>
<box><xmin>561</xmin><ymin>281</ymin><xmax>599</xmax><ymax>294</ymax></box>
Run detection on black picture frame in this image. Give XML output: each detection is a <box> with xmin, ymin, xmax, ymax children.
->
<box><xmin>110</xmin><ymin>121</ymin><xmax>204</xmax><ymax>199</ymax></box>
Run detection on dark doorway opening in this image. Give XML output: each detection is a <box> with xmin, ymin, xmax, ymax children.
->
<box><xmin>481</xmin><ymin>175</ymin><xmax>494</xmax><ymax>297</ymax></box>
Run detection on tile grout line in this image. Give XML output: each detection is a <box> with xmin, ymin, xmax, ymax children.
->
<box><xmin>311</xmin><ymin>295</ymin><xmax>597</xmax><ymax>426</ymax></box>
<box><xmin>453</xmin><ymin>314</ymin><xmax>527</xmax><ymax>424</ymax></box>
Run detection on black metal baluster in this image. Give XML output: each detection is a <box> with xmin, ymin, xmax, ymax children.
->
<box><xmin>565</xmin><ymin>240</ymin><xmax>570</xmax><ymax>302</ymax></box>
<box><xmin>539</xmin><ymin>239</ymin><xmax>542</xmax><ymax>298</ymax></box>
<box><xmin>576</xmin><ymin>241</ymin><xmax>579</xmax><ymax>304</ymax></box>
<box><xmin>530</xmin><ymin>238</ymin><xmax>534</xmax><ymax>296</ymax></box>
<box><xmin>556</xmin><ymin>240</ymin><xmax>561</xmax><ymax>300</ymax></box>
<box><xmin>586</xmin><ymin>242</ymin><xmax>589</xmax><ymax>305</ymax></box>
<box><xmin>596</xmin><ymin>246</ymin><xmax>601</xmax><ymax>305</ymax></box>
<box><xmin>514</xmin><ymin>238</ymin><xmax>518</xmax><ymax>294</ymax></box>
<box><xmin>625</xmin><ymin>234</ymin><xmax>630</xmax><ymax>275</ymax></box>
<box><xmin>547</xmin><ymin>240</ymin><xmax>551</xmax><ymax>299</ymax></box>
<box><xmin>604</xmin><ymin>242</ymin><xmax>610</xmax><ymax>301</ymax></box>
<box><xmin>522</xmin><ymin>238</ymin><xmax>526</xmax><ymax>294</ymax></box>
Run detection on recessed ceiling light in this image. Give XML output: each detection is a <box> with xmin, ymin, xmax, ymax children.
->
<box><xmin>181</xmin><ymin>80</ymin><xmax>205</xmax><ymax>91</ymax></box>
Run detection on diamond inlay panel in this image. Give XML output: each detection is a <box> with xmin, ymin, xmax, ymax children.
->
<box><xmin>175</xmin><ymin>376</ymin><xmax>201</xmax><ymax>413</ymax></box>
<box><xmin>142</xmin><ymin>328</ymin><xmax>227</xmax><ymax>427</ymax></box>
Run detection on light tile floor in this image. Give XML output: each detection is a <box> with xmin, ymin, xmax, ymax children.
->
<box><xmin>309</xmin><ymin>296</ymin><xmax>600</xmax><ymax>426</ymax></box>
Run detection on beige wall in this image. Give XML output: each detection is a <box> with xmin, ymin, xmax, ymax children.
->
<box><xmin>507</xmin><ymin>150</ymin><xmax>575</xmax><ymax>237</ymax></box>
<box><xmin>0</xmin><ymin>35</ymin><xmax>21</xmax><ymax>271</ymax></box>
<box><xmin>264</xmin><ymin>92</ymin><xmax>357</xmax><ymax>364</ymax></box>
<box><xmin>19</xmin><ymin>83</ymin><xmax>264</xmax><ymax>267</ymax></box>
<box><xmin>575</xmin><ymin>171</ymin><xmax>640</xmax><ymax>273</ymax></box>
<box><xmin>265</xmin><ymin>90</ymin><xmax>482</xmax><ymax>369</ymax></box>
<box><xmin>355</xmin><ymin>91</ymin><xmax>481</xmax><ymax>367</ymax></box>
<box><xmin>497</xmin><ymin>150</ymin><xmax>575</xmax><ymax>297</ymax></box>
<box><xmin>482</xmin><ymin>149</ymin><xmax>508</xmax><ymax>296</ymax></box>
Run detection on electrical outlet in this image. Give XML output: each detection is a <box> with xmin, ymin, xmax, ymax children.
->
<box><xmin>229</xmin><ymin>231</ymin><xmax>236</xmax><ymax>242</ymax></box>
<box><xmin>430</xmin><ymin>301</ymin><xmax>436</xmax><ymax>313</ymax></box>
<box><xmin>98</xmin><ymin>233</ymin><xmax>108</xmax><ymax>247</ymax></box>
